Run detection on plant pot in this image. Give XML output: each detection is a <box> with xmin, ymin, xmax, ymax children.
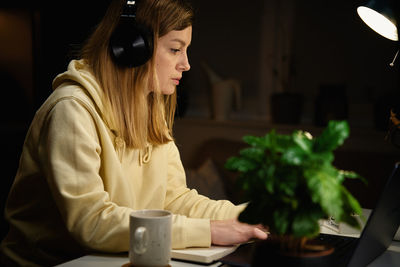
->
<box><xmin>251</xmin><ymin>238</ymin><xmax>334</xmax><ymax>267</ymax></box>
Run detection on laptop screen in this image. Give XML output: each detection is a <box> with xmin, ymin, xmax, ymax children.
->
<box><xmin>348</xmin><ymin>162</ymin><xmax>400</xmax><ymax>267</ymax></box>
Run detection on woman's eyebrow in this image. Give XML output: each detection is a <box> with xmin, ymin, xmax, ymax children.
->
<box><xmin>170</xmin><ymin>38</ymin><xmax>190</xmax><ymax>47</ymax></box>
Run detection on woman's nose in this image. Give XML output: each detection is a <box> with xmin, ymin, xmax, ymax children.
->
<box><xmin>178</xmin><ymin>53</ymin><xmax>190</xmax><ymax>72</ymax></box>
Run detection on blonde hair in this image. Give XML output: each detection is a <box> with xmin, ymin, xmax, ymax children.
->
<box><xmin>80</xmin><ymin>0</ymin><xmax>194</xmax><ymax>149</ymax></box>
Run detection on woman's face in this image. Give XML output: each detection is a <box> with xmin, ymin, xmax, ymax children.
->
<box><xmin>154</xmin><ymin>26</ymin><xmax>192</xmax><ymax>95</ymax></box>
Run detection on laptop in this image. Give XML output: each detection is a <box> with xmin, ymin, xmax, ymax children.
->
<box><xmin>221</xmin><ymin>162</ymin><xmax>400</xmax><ymax>267</ymax></box>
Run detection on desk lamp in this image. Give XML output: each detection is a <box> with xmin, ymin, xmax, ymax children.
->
<box><xmin>357</xmin><ymin>0</ymin><xmax>400</xmax><ymax>147</ymax></box>
<box><xmin>357</xmin><ymin>0</ymin><xmax>399</xmax><ymax>66</ymax></box>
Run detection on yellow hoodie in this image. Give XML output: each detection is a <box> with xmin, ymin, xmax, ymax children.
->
<box><xmin>0</xmin><ymin>60</ymin><xmax>244</xmax><ymax>266</ymax></box>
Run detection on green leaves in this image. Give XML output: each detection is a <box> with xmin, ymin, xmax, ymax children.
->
<box><xmin>274</xmin><ymin>209</ymin><xmax>290</xmax><ymax>235</ymax></box>
<box><xmin>225</xmin><ymin>156</ymin><xmax>257</xmax><ymax>173</ymax></box>
<box><xmin>314</xmin><ymin>120</ymin><xmax>349</xmax><ymax>153</ymax></box>
<box><xmin>305</xmin><ymin>167</ymin><xmax>343</xmax><ymax>219</ymax></box>
<box><xmin>292</xmin><ymin>208</ymin><xmax>323</xmax><ymax>238</ymax></box>
<box><xmin>225</xmin><ymin>120</ymin><xmax>365</xmax><ymax>239</ymax></box>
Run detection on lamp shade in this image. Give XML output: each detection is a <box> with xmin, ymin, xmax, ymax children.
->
<box><xmin>357</xmin><ymin>0</ymin><xmax>398</xmax><ymax>41</ymax></box>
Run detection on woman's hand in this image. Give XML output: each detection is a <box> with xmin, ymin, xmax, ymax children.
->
<box><xmin>210</xmin><ymin>219</ymin><xmax>268</xmax><ymax>246</ymax></box>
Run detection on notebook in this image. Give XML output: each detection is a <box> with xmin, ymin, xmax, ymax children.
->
<box><xmin>221</xmin><ymin>161</ymin><xmax>400</xmax><ymax>267</ymax></box>
<box><xmin>171</xmin><ymin>245</ymin><xmax>238</xmax><ymax>264</ymax></box>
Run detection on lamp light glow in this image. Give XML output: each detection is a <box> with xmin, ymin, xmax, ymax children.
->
<box><xmin>357</xmin><ymin>3</ymin><xmax>398</xmax><ymax>41</ymax></box>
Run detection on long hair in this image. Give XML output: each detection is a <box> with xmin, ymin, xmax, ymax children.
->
<box><xmin>80</xmin><ymin>0</ymin><xmax>194</xmax><ymax>149</ymax></box>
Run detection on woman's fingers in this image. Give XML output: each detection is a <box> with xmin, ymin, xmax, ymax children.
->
<box><xmin>210</xmin><ymin>219</ymin><xmax>268</xmax><ymax>246</ymax></box>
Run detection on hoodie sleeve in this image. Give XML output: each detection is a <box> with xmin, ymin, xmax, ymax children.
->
<box><xmin>164</xmin><ymin>142</ymin><xmax>245</xmax><ymax>249</ymax></box>
<box><xmin>38</xmin><ymin>97</ymin><xmax>132</xmax><ymax>252</ymax></box>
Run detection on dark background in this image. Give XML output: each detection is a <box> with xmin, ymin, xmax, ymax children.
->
<box><xmin>0</xmin><ymin>0</ymin><xmax>399</xmax><ymax>240</ymax></box>
<box><xmin>0</xmin><ymin>0</ymin><xmax>111</xmax><ymax>241</ymax></box>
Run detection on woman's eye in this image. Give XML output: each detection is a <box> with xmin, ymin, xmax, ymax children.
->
<box><xmin>171</xmin><ymin>48</ymin><xmax>180</xmax><ymax>54</ymax></box>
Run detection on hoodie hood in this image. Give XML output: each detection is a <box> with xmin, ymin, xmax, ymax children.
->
<box><xmin>51</xmin><ymin>59</ymin><xmax>152</xmax><ymax>163</ymax></box>
<box><xmin>52</xmin><ymin>59</ymin><xmax>116</xmax><ymax>131</ymax></box>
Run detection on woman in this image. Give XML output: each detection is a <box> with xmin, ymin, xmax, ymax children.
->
<box><xmin>0</xmin><ymin>0</ymin><xmax>267</xmax><ymax>266</ymax></box>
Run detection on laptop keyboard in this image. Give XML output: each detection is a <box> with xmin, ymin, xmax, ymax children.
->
<box><xmin>318</xmin><ymin>233</ymin><xmax>358</xmax><ymax>247</ymax></box>
<box><xmin>317</xmin><ymin>233</ymin><xmax>358</xmax><ymax>266</ymax></box>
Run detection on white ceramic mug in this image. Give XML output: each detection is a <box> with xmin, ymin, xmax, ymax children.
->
<box><xmin>129</xmin><ymin>209</ymin><xmax>172</xmax><ymax>266</ymax></box>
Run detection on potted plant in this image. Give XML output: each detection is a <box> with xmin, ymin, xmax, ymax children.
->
<box><xmin>225</xmin><ymin>120</ymin><xmax>365</xmax><ymax>266</ymax></box>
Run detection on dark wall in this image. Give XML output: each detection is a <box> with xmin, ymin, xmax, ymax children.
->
<box><xmin>0</xmin><ymin>0</ymin><xmax>110</xmax><ymax>240</ymax></box>
<box><xmin>186</xmin><ymin>0</ymin><xmax>399</xmax><ymax>126</ymax></box>
<box><xmin>33</xmin><ymin>1</ymin><xmax>110</xmax><ymax>108</ymax></box>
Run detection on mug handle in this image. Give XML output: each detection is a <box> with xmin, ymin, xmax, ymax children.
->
<box><xmin>134</xmin><ymin>226</ymin><xmax>148</xmax><ymax>254</ymax></box>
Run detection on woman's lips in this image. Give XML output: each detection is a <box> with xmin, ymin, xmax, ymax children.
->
<box><xmin>172</xmin><ymin>78</ymin><xmax>180</xmax><ymax>85</ymax></box>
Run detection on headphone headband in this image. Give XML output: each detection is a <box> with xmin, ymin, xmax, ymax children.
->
<box><xmin>109</xmin><ymin>0</ymin><xmax>153</xmax><ymax>67</ymax></box>
<box><xmin>122</xmin><ymin>1</ymin><xmax>137</xmax><ymax>18</ymax></box>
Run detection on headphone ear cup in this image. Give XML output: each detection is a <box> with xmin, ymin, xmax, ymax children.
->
<box><xmin>110</xmin><ymin>18</ymin><xmax>153</xmax><ymax>67</ymax></box>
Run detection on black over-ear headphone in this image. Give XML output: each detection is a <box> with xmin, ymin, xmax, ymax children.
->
<box><xmin>110</xmin><ymin>0</ymin><xmax>153</xmax><ymax>67</ymax></box>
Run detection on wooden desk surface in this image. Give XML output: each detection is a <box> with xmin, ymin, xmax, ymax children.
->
<box><xmin>57</xmin><ymin>241</ymin><xmax>400</xmax><ymax>267</ymax></box>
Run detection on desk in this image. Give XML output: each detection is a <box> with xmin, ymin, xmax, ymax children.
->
<box><xmin>56</xmin><ymin>253</ymin><xmax>221</xmax><ymax>267</ymax></box>
<box><xmin>56</xmin><ymin>254</ymin><xmax>220</xmax><ymax>267</ymax></box>
<box><xmin>57</xmin><ymin>241</ymin><xmax>400</xmax><ymax>267</ymax></box>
